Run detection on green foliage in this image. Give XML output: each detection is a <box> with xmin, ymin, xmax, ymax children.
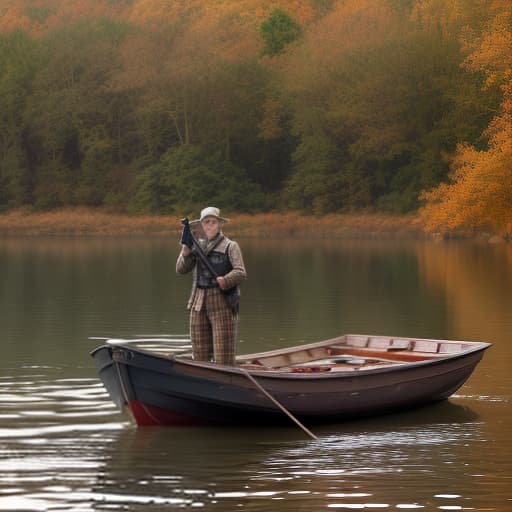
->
<box><xmin>75</xmin><ymin>126</ymin><xmax>114</xmax><ymax>206</ymax></box>
<box><xmin>0</xmin><ymin>1</ymin><xmax>503</xmax><ymax>217</ymax></box>
<box><xmin>33</xmin><ymin>163</ymin><xmax>73</xmax><ymax>210</ymax></box>
<box><xmin>23</xmin><ymin>19</ymin><xmax>133</xmax><ymax>209</ymax></box>
<box><xmin>260</xmin><ymin>8</ymin><xmax>302</xmax><ymax>57</ymax></box>
<box><xmin>133</xmin><ymin>145</ymin><xmax>268</xmax><ymax>215</ymax></box>
<box><xmin>284</xmin><ymin>134</ymin><xmax>343</xmax><ymax>213</ymax></box>
<box><xmin>0</xmin><ymin>148</ymin><xmax>28</xmax><ymax>209</ymax></box>
<box><xmin>281</xmin><ymin>4</ymin><xmax>499</xmax><ymax>214</ymax></box>
<box><xmin>0</xmin><ymin>31</ymin><xmax>38</xmax><ymax>209</ymax></box>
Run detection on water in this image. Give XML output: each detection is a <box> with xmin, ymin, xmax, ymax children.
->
<box><xmin>0</xmin><ymin>237</ymin><xmax>511</xmax><ymax>511</ymax></box>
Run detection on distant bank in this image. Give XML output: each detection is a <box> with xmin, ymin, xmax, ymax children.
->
<box><xmin>0</xmin><ymin>208</ymin><xmax>424</xmax><ymax>239</ymax></box>
<box><xmin>0</xmin><ymin>208</ymin><xmax>508</xmax><ymax>242</ymax></box>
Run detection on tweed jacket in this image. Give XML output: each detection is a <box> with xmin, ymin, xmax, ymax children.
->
<box><xmin>176</xmin><ymin>233</ymin><xmax>247</xmax><ymax>312</ymax></box>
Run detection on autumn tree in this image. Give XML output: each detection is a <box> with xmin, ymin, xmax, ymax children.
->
<box><xmin>0</xmin><ymin>0</ymin><xmax>506</xmax><ymax>221</ymax></box>
<box><xmin>112</xmin><ymin>7</ymin><xmax>277</xmax><ymax>202</ymax></box>
<box><xmin>419</xmin><ymin>0</ymin><xmax>512</xmax><ymax>236</ymax></box>
<box><xmin>280</xmin><ymin>0</ymin><xmax>499</xmax><ymax>214</ymax></box>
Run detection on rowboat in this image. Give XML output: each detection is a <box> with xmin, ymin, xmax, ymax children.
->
<box><xmin>91</xmin><ymin>334</ymin><xmax>490</xmax><ymax>427</ymax></box>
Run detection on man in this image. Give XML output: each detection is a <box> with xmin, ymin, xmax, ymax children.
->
<box><xmin>176</xmin><ymin>206</ymin><xmax>247</xmax><ymax>365</ymax></box>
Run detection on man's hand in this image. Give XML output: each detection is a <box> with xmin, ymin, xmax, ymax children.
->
<box><xmin>181</xmin><ymin>244</ymin><xmax>191</xmax><ymax>257</ymax></box>
<box><xmin>216</xmin><ymin>276</ymin><xmax>228</xmax><ymax>290</ymax></box>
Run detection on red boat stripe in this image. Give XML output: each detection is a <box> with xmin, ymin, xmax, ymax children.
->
<box><xmin>127</xmin><ymin>400</ymin><xmax>209</xmax><ymax>427</ymax></box>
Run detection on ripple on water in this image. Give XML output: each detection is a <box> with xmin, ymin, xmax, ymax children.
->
<box><xmin>0</xmin><ymin>367</ymin><xmax>130</xmax><ymax>510</ymax></box>
<box><xmin>1</xmin><ymin>368</ymin><xmax>510</xmax><ymax>511</ymax></box>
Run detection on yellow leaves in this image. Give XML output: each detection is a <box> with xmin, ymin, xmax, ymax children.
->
<box><xmin>317</xmin><ymin>0</ymin><xmax>398</xmax><ymax>50</ymax></box>
<box><xmin>282</xmin><ymin>0</ymin><xmax>401</xmax><ymax>96</ymax></box>
<box><xmin>410</xmin><ymin>0</ymin><xmax>479</xmax><ymax>42</ymax></box>
<box><xmin>462</xmin><ymin>0</ymin><xmax>512</xmax><ymax>89</ymax></box>
<box><xmin>419</xmin><ymin>0</ymin><xmax>512</xmax><ymax>237</ymax></box>
<box><xmin>419</xmin><ymin>123</ymin><xmax>512</xmax><ymax>235</ymax></box>
<box><xmin>125</xmin><ymin>0</ymin><xmax>183</xmax><ymax>26</ymax></box>
<box><xmin>0</xmin><ymin>2</ymin><xmax>44</xmax><ymax>36</ymax></box>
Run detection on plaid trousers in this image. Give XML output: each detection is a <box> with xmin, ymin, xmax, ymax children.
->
<box><xmin>190</xmin><ymin>287</ymin><xmax>237</xmax><ymax>366</ymax></box>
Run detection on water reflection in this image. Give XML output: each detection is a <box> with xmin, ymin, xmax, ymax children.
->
<box><xmin>0</xmin><ymin>365</ymin><xmax>489</xmax><ymax>511</ymax></box>
<box><xmin>0</xmin><ymin>236</ymin><xmax>511</xmax><ymax>511</ymax></box>
<box><xmin>0</xmin><ymin>367</ymin><xmax>125</xmax><ymax>509</ymax></box>
<box><xmin>415</xmin><ymin>241</ymin><xmax>512</xmax><ymax>401</ymax></box>
<box><xmin>239</xmin><ymin>238</ymin><xmax>453</xmax><ymax>351</ymax></box>
<box><xmin>80</xmin><ymin>401</ymin><xmax>482</xmax><ymax>511</ymax></box>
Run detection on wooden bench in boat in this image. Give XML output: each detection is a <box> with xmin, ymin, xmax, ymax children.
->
<box><xmin>236</xmin><ymin>334</ymin><xmax>474</xmax><ymax>371</ymax></box>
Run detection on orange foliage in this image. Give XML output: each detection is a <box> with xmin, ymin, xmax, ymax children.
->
<box><xmin>282</xmin><ymin>0</ymin><xmax>401</xmax><ymax>94</ymax></box>
<box><xmin>461</xmin><ymin>0</ymin><xmax>512</xmax><ymax>88</ymax></box>
<box><xmin>124</xmin><ymin>0</ymin><xmax>202</xmax><ymax>28</ymax></box>
<box><xmin>0</xmin><ymin>0</ymin><xmax>130</xmax><ymax>36</ymax></box>
<box><xmin>419</xmin><ymin>123</ymin><xmax>512</xmax><ymax>235</ymax></box>
<box><xmin>0</xmin><ymin>0</ymin><xmax>43</xmax><ymax>35</ymax></box>
<box><xmin>173</xmin><ymin>0</ymin><xmax>315</xmax><ymax>62</ymax></box>
<box><xmin>419</xmin><ymin>0</ymin><xmax>512</xmax><ymax>237</ymax></box>
<box><xmin>0</xmin><ymin>0</ymin><xmax>316</xmax><ymax>43</ymax></box>
<box><xmin>411</xmin><ymin>0</ymin><xmax>467</xmax><ymax>40</ymax></box>
<box><xmin>309</xmin><ymin>0</ymin><xmax>398</xmax><ymax>52</ymax></box>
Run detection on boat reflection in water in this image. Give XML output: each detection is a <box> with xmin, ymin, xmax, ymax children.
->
<box><xmin>89</xmin><ymin>400</ymin><xmax>481</xmax><ymax>511</ymax></box>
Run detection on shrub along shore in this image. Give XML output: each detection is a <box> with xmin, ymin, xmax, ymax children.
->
<box><xmin>0</xmin><ymin>208</ymin><xmax>426</xmax><ymax>239</ymax></box>
<box><xmin>0</xmin><ymin>209</ymin><xmax>509</xmax><ymax>242</ymax></box>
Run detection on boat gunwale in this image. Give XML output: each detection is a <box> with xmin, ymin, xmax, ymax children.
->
<box><xmin>95</xmin><ymin>335</ymin><xmax>491</xmax><ymax>382</ymax></box>
<box><xmin>236</xmin><ymin>334</ymin><xmax>491</xmax><ymax>360</ymax></box>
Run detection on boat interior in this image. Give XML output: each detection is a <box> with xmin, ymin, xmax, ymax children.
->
<box><xmin>100</xmin><ymin>334</ymin><xmax>476</xmax><ymax>373</ymax></box>
<box><xmin>236</xmin><ymin>334</ymin><xmax>475</xmax><ymax>373</ymax></box>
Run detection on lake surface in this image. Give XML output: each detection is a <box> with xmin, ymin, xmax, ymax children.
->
<box><xmin>0</xmin><ymin>236</ymin><xmax>511</xmax><ymax>511</ymax></box>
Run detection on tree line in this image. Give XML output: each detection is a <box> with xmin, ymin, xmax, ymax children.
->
<box><xmin>0</xmin><ymin>0</ymin><xmax>509</xmax><ymax>234</ymax></box>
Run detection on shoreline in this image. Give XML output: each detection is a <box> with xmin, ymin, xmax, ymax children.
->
<box><xmin>0</xmin><ymin>208</ymin><xmax>426</xmax><ymax>239</ymax></box>
<box><xmin>0</xmin><ymin>208</ymin><xmax>508</xmax><ymax>242</ymax></box>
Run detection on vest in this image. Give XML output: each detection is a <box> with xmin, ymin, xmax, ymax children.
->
<box><xmin>196</xmin><ymin>242</ymin><xmax>233</xmax><ymax>288</ymax></box>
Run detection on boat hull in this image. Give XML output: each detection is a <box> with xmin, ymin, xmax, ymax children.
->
<box><xmin>91</xmin><ymin>340</ymin><xmax>488</xmax><ymax>427</ymax></box>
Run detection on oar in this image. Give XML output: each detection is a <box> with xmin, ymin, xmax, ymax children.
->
<box><xmin>239</xmin><ymin>367</ymin><xmax>318</xmax><ymax>440</ymax></box>
<box><xmin>88</xmin><ymin>337</ymin><xmax>191</xmax><ymax>344</ymax></box>
<box><xmin>105</xmin><ymin>339</ymin><xmax>191</xmax><ymax>345</ymax></box>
